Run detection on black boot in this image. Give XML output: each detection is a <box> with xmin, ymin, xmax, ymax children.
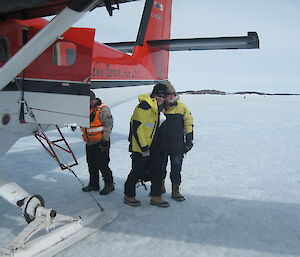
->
<box><xmin>99</xmin><ymin>184</ymin><xmax>115</xmax><ymax>195</ymax></box>
<box><xmin>82</xmin><ymin>185</ymin><xmax>99</xmax><ymax>192</ymax></box>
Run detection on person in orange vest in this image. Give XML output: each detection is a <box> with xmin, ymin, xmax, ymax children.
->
<box><xmin>81</xmin><ymin>90</ymin><xmax>114</xmax><ymax>195</ymax></box>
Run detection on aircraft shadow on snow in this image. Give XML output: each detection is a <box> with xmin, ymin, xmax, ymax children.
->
<box><xmin>0</xmin><ymin>132</ymin><xmax>300</xmax><ymax>255</ymax></box>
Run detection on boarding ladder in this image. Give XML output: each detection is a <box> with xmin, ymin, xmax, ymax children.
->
<box><xmin>34</xmin><ymin>125</ymin><xmax>78</xmax><ymax>170</ymax></box>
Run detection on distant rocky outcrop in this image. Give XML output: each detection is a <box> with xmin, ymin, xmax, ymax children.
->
<box><xmin>178</xmin><ymin>90</ymin><xmax>300</xmax><ymax>96</ymax></box>
<box><xmin>179</xmin><ymin>89</ymin><xmax>226</xmax><ymax>95</ymax></box>
<box><xmin>233</xmin><ymin>91</ymin><xmax>300</xmax><ymax>96</ymax></box>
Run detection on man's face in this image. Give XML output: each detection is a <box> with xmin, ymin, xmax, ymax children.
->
<box><xmin>166</xmin><ymin>93</ymin><xmax>176</xmax><ymax>103</ymax></box>
<box><xmin>154</xmin><ymin>94</ymin><xmax>165</xmax><ymax>106</ymax></box>
<box><xmin>90</xmin><ymin>98</ymin><xmax>97</xmax><ymax>107</ymax></box>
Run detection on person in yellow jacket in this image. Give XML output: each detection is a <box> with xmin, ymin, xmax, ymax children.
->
<box><xmin>124</xmin><ymin>83</ymin><xmax>169</xmax><ymax>207</ymax></box>
<box><xmin>162</xmin><ymin>81</ymin><xmax>194</xmax><ymax>201</ymax></box>
<box><xmin>81</xmin><ymin>91</ymin><xmax>114</xmax><ymax>195</ymax></box>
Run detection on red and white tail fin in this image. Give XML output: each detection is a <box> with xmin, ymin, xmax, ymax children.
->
<box><xmin>94</xmin><ymin>0</ymin><xmax>258</xmax><ymax>89</ymax></box>
<box><xmin>132</xmin><ymin>0</ymin><xmax>172</xmax><ymax>81</ymax></box>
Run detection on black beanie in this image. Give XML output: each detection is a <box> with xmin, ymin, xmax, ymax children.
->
<box><xmin>151</xmin><ymin>83</ymin><xmax>167</xmax><ymax>96</ymax></box>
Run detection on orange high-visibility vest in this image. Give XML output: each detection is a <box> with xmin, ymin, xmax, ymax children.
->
<box><xmin>81</xmin><ymin>104</ymin><xmax>107</xmax><ymax>143</ymax></box>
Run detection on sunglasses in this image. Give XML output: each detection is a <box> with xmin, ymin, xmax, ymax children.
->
<box><xmin>156</xmin><ymin>94</ymin><xmax>166</xmax><ymax>98</ymax></box>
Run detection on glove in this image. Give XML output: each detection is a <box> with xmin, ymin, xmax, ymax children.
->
<box><xmin>71</xmin><ymin>126</ymin><xmax>77</xmax><ymax>131</ymax></box>
<box><xmin>184</xmin><ymin>141</ymin><xmax>193</xmax><ymax>153</ymax></box>
<box><xmin>184</xmin><ymin>132</ymin><xmax>193</xmax><ymax>153</ymax></box>
<box><xmin>141</xmin><ymin>149</ymin><xmax>150</xmax><ymax>164</ymax></box>
<box><xmin>141</xmin><ymin>149</ymin><xmax>150</xmax><ymax>158</ymax></box>
<box><xmin>142</xmin><ymin>147</ymin><xmax>150</xmax><ymax>165</ymax></box>
<box><xmin>99</xmin><ymin>141</ymin><xmax>109</xmax><ymax>151</ymax></box>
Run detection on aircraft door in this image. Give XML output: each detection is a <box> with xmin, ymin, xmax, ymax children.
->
<box><xmin>20</xmin><ymin>27</ymin><xmax>96</xmax><ymax>127</ymax></box>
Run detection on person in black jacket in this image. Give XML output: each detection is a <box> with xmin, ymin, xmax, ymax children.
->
<box><xmin>162</xmin><ymin>81</ymin><xmax>194</xmax><ymax>201</ymax></box>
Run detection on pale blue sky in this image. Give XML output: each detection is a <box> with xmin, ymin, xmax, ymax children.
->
<box><xmin>75</xmin><ymin>0</ymin><xmax>300</xmax><ymax>93</ymax></box>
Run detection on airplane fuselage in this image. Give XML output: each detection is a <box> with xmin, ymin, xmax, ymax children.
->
<box><xmin>0</xmin><ymin>17</ymin><xmax>161</xmax><ymax>157</ymax></box>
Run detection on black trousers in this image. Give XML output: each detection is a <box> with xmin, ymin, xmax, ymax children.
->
<box><xmin>86</xmin><ymin>142</ymin><xmax>113</xmax><ymax>188</ymax></box>
<box><xmin>124</xmin><ymin>148</ymin><xmax>165</xmax><ymax>197</ymax></box>
<box><xmin>162</xmin><ymin>153</ymin><xmax>184</xmax><ymax>185</ymax></box>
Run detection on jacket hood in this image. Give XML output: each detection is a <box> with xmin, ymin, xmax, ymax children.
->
<box><xmin>138</xmin><ymin>94</ymin><xmax>158</xmax><ymax>110</ymax></box>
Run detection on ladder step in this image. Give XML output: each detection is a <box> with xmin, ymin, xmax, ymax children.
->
<box><xmin>34</xmin><ymin>125</ymin><xmax>78</xmax><ymax>171</ymax></box>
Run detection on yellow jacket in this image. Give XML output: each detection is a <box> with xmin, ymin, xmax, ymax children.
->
<box><xmin>129</xmin><ymin>94</ymin><xmax>160</xmax><ymax>153</ymax></box>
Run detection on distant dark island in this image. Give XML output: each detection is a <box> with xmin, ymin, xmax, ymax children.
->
<box><xmin>178</xmin><ymin>90</ymin><xmax>300</xmax><ymax>96</ymax></box>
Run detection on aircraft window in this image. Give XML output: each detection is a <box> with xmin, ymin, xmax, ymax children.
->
<box><xmin>0</xmin><ymin>36</ymin><xmax>10</xmax><ymax>62</ymax></box>
<box><xmin>52</xmin><ymin>42</ymin><xmax>76</xmax><ymax>66</ymax></box>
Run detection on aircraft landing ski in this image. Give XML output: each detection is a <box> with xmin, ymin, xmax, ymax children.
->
<box><xmin>0</xmin><ymin>207</ymin><xmax>118</xmax><ymax>257</ymax></box>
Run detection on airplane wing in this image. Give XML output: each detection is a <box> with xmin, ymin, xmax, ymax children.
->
<box><xmin>0</xmin><ymin>0</ymin><xmax>141</xmax><ymax>20</ymax></box>
<box><xmin>105</xmin><ymin>32</ymin><xmax>259</xmax><ymax>53</ymax></box>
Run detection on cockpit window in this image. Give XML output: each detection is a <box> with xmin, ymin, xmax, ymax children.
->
<box><xmin>0</xmin><ymin>36</ymin><xmax>10</xmax><ymax>62</ymax></box>
<box><xmin>52</xmin><ymin>42</ymin><xmax>76</xmax><ymax>66</ymax></box>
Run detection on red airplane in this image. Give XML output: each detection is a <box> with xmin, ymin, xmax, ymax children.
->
<box><xmin>0</xmin><ymin>0</ymin><xmax>259</xmax><ymax>256</ymax></box>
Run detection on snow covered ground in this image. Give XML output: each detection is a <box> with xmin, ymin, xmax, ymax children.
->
<box><xmin>1</xmin><ymin>94</ymin><xmax>300</xmax><ymax>257</ymax></box>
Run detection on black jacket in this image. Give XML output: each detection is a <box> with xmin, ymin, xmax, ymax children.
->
<box><xmin>164</xmin><ymin>101</ymin><xmax>194</xmax><ymax>154</ymax></box>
